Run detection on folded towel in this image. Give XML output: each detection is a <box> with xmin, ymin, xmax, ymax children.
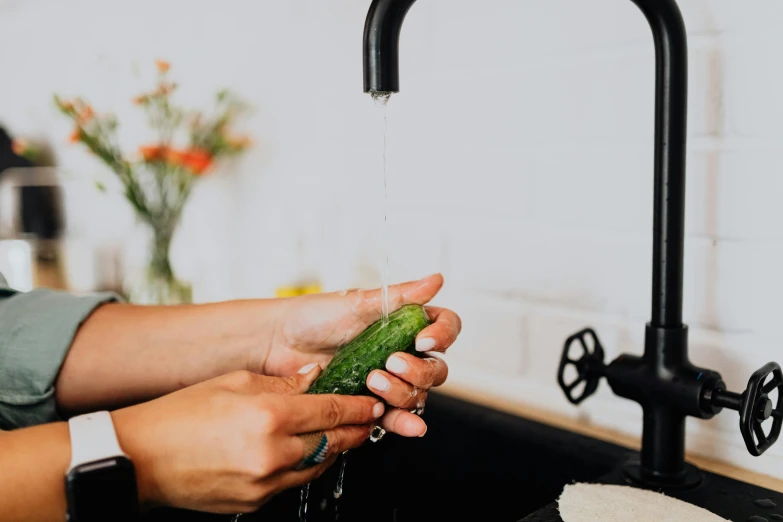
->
<box><xmin>558</xmin><ymin>483</ymin><xmax>729</xmax><ymax>522</ymax></box>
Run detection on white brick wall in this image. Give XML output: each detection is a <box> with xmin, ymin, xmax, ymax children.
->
<box><xmin>2</xmin><ymin>0</ymin><xmax>783</xmax><ymax>478</ymax></box>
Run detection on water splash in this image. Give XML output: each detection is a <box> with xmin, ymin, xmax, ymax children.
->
<box><xmin>372</xmin><ymin>91</ymin><xmax>392</xmax><ymax>324</ymax></box>
<box><xmin>333</xmin><ymin>452</ymin><xmax>349</xmax><ymax>520</ymax></box>
<box><xmin>333</xmin><ymin>454</ymin><xmax>348</xmax><ymax>499</ymax></box>
<box><xmin>230</xmin><ymin>515</ymin><xmax>242</xmax><ymax>522</ymax></box>
<box><xmin>410</xmin><ymin>392</ymin><xmax>426</xmax><ymax>416</ymax></box>
<box><xmin>298</xmin><ymin>482</ymin><xmax>311</xmax><ymax>522</ymax></box>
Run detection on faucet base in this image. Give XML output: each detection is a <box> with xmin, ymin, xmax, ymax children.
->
<box><xmin>623</xmin><ymin>458</ymin><xmax>703</xmax><ymax>490</ymax></box>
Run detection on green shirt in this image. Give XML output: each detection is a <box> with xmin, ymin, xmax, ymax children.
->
<box><xmin>0</xmin><ymin>274</ymin><xmax>117</xmax><ymax>430</ymax></box>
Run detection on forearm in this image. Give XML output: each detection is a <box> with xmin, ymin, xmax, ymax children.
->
<box><xmin>55</xmin><ymin>299</ymin><xmax>281</xmax><ymax>415</ymax></box>
<box><xmin>0</xmin><ymin>423</ymin><xmax>71</xmax><ymax>521</ymax></box>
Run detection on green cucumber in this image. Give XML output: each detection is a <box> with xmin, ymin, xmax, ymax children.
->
<box><xmin>307</xmin><ymin>304</ymin><xmax>430</xmax><ymax>396</ymax></box>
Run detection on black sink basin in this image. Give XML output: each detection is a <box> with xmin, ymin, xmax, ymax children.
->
<box><xmin>142</xmin><ymin>392</ymin><xmax>783</xmax><ymax>522</ymax></box>
<box><xmin>142</xmin><ymin>392</ymin><xmax>628</xmax><ymax>522</ymax></box>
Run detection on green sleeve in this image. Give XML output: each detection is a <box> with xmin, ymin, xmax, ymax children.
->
<box><xmin>0</xmin><ymin>274</ymin><xmax>119</xmax><ymax>430</ymax></box>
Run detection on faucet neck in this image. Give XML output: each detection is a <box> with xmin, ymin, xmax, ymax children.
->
<box><xmin>631</xmin><ymin>0</ymin><xmax>689</xmax><ymax>329</ymax></box>
<box><xmin>363</xmin><ymin>0</ymin><xmax>417</xmax><ymax>94</ymax></box>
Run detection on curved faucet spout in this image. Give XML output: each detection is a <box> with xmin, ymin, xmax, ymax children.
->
<box><xmin>362</xmin><ymin>0</ymin><xmax>688</xmax><ymax>330</ymax></box>
<box><xmin>363</xmin><ymin>0</ymin><xmax>417</xmax><ymax>94</ymax></box>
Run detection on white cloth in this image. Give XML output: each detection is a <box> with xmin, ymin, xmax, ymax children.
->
<box><xmin>558</xmin><ymin>483</ymin><xmax>730</xmax><ymax>522</ymax></box>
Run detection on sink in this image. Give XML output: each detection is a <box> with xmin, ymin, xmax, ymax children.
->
<box><xmin>141</xmin><ymin>392</ymin><xmax>783</xmax><ymax>521</ymax></box>
<box><xmin>141</xmin><ymin>392</ymin><xmax>628</xmax><ymax>522</ymax></box>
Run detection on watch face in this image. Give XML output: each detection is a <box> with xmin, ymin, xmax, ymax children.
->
<box><xmin>65</xmin><ymin>457</ymin><xmax>139</xmax><ymax>522</ymax></box>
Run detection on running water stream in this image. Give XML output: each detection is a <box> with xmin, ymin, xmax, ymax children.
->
<box><xmin>373</xmin><ymin>92</ymin><xmax>392</xmax><ymax>324</ymax></box>
<box><xmin>295</xmin><ymin>92</ymin><xmax>393</xmax><ymax>522</ymax></box>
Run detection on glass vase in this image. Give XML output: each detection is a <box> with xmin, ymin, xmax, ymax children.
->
<box><xmin>128</xmin><ymin>221</ymin><xmax>192</xmax><ymax>305</ymax></box>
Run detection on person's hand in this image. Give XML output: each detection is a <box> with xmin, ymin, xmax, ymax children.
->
<box><xmin>256</xmin><ymin>273</ymin><xmax>461</xmax><ymax>438</ymax></box>
<box><xmin>112</xmin><ymin>366</ymin><xmax>384</xmax><ymax>514</ymax></box>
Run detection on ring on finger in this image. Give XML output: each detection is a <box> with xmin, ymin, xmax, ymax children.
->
<box><xmin>294</xmin><ymin>431</ymin><xmax>329</xmax><ymax>470</ymax></box>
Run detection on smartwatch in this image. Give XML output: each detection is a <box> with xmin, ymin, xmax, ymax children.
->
<box><xmin>65</xmin><ymin>411</ymin><xmax>140</xmax><ymax>522</ymax></box>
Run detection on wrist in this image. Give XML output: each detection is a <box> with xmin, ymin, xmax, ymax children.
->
<box><xmin>111</xmin><ymin>408</ymin><xmax>157</xmax><ymax>510</ymax></box>
<box><xmin>236</xmin><ymin>298</ymin><xmax>286</xmax><ymax>374</ymax></box>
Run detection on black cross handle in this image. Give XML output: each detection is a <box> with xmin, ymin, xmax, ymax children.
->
<box><xmin>557</xmin><ymin>328</ymin><xmax>607</xmax><ymax>405</ymax></box>
<box><xmin>706</xmin><ymin>362</ymin><xmax>783</xmax><ymax>457</ymax></box>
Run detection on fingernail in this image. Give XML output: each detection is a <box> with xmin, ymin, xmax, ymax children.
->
<box><xmin>416</xmin><ymin>338</ymin><xmax>437</xmax><ymax>352</ymax></box>
<box><xmin>368</xmin><ymin>373</ymin><xmax>391</xmax><ymax>392</ymax></box>
<box><xmin>419</xmin><ymin>424</ymin><xmax>428</xmax><ymax>437</ymax></box>
<box><xmin>297</xmin><ymin>363</ymin><xmax>319</xmax><ymax>374</ymax></box>
<box><xmin>372</xmin><ymin>402</ymin><xmax>385</xmax><ymax>418</ymax></box>
<box><xmin>386</xmin><ymin>355</ymin><xmax>408</xmax><ymax>374</ymax></box>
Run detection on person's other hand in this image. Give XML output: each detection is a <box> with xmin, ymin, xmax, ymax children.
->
<box><xmin>113</xmin><ymin>366</ymin><xmax>383</xmax><ymax>514</ymax></box>
<box><xmin>258</xmin><ymin>273</ymin><xmax>461</xmax><ymax>438</ymax></box>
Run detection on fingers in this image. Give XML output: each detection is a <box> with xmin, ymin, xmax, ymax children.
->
<box><xmin>385</xmin><ymin>352</ymin><xmax>448</xmax><ymax>389</ymax></box>
<box><xmin>281</xmin><ymin>394</ymin><xmax>384</xmax><ymax>434</ymax></box>
<box><xmin>223</xmin><ymin>367</ymin><xmax>322</xmax><ymax>396</ymax></box>
<box><xmin>322</xmin><ymin>424</ymin><xmax>374</xmax><ymax>456</ymax></box>
<box><xmin>266</xmin><ymin>364</ymin><xmax>323</xmax><ymax>395</ymax></box>
<box><xmin>295</xmin><ymin>363</ymin><xmax>323</xmax><ymax>387</ymax></box>
<box><xmin>274</xmin><ymin>423</ymin><xmax>372</xmax><ymax>490</ymax></box>
<box><xmin>347</xmin><ymin>274</ymin><xmax>444</xmax><ymax>324</ymax></box>
<box><xmin>379</xmin><ymin>408</ymin><xmax>427</xmax><ymax>438</ymax></box>
<box><xmin>416</xmin><ymin>306</ymin><xmax>462</xmax><ymax>353</ymax></box>
<box><xmin>366</xmin><ymin>369</ymin><xmax>429</xmax><ymax>410</ymax></box>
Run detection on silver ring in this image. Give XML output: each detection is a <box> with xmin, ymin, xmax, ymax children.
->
<box><xmin>295</xmin><ymin>431</ymin><xmax>329</xmax><ymax>470</ymax></box>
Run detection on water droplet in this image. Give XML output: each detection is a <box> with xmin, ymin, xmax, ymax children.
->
<box><xmin>231</xmin><ymin>515</ymin><xmax>243</xmax><ymax>522</ymax></box>
<box><xmin>333</xmin><ymin>453</ymin><xmax>348</xmax><ymax>499</ymax></box>
<box><xmin>298</xmin><ymin>483</ymin><xmax>311</xmax><ymax>522</ymax></box>
<box><xmin>339</xmin><ymin>289</ymin><xmax>348</xmax><ymax>297</ymax></box>
<box><xmin>369</xmin><ymin>425</ymin><xmax>386</xmax><ymax>443</ymax></box>
<box><xmin>756</xmin><ymin>500</ymin><xmax>777</xmax><ymax>509</ymax></box>
<box><xmin>410</xmin><ymin>387</ymin><xmax>419</xmax><ymax>398</ymax></box>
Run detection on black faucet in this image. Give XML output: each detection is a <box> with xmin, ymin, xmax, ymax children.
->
<box><xmin>362</xmin><ymin>0</ymin><xmax>783</xmax><ymax>489</ymax></box>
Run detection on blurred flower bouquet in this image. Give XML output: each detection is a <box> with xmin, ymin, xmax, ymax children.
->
<box><xmin>55</xmin><ymin>60</ymin><xmax>251</xmax><ymax>304</ymax></box>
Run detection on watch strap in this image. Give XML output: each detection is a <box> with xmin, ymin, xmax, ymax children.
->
<box><xmin>67</xmin><ymin>411</ymin><xmax>127</xmax><ymax>471</ymax></box>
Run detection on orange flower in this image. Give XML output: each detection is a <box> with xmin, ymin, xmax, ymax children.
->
<box><xmin>77</xmin><ymin>105</ymin><xmax>94</xmax><ymax>124</ymax></box>
<box><xmin>155</xmin><ymin>82</ymin><xmax>176</xmax><ymax>96</ymax></box>
<box><xmin>132</xmin><ymin>94</ymin><xmax>149</xmax><ymax>105</ymax></box>
<box><xmin>182</xmin><ymin>148</ymin><xmax>213</xmax><ymax>175</ymax></box>
<box><xmin>164</xmin><ymin>148</ymin><xmax>186</xmax><ymax>166</ymax></box>
<box><xmin>139</xmin><ymin>144</ymin><xmax>167</xmax><ymax>162</ymax></box>
<box><xmin>155</xmin><ymin>59</ymin><xmax>171</xmax><ymax>74</ymax></box>
<box><xmin>11</xmin><ymin>138</ymin><xmax>27</xmax><ymax>156</ymax></box>
<box><xmin>69</xmin><ymin>128</ymin><xmax>82</xmax><ymax>143</ymax></box>
<box><xmin>227</xmin><ymin>135</ymin><xmax>252</xmax><ymax>149</ymax></box>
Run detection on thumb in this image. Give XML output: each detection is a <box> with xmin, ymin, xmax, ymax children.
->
<box><xmin>280</xmin><ymin>363</ymin><xmax>323</xmax><ymax>394</ymax></box>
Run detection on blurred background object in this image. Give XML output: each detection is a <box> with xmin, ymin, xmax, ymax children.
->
<box><xmin>0</xmin><ymin>123</ymin><xmax>69</xmax><ymax>292</ymax></box>
<box><xmin>54</xmin><ymin>61</ymin><xmax>252</xmax><ymax>305</ymax></box>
